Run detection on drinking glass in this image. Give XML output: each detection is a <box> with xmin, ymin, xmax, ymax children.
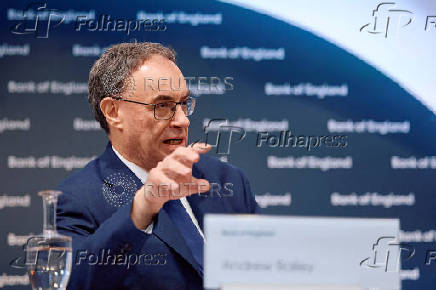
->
<box><xmin>25</xmin><ymin>190</ymin><xmax>72</xmax><ymax>290</ymax></box>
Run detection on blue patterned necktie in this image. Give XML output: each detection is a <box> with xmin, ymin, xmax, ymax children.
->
<box><xmin>163</xmin><ymin>199</ymin><xmax>204</xmax><ymax>274</ymax></box>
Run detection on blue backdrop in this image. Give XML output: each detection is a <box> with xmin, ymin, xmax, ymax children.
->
<box><xmin>1</xmin><ymin>0</ymin><xmax>435</xmax><ymax>289</ymax></box>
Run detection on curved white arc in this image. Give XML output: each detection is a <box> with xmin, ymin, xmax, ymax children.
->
<box><xmin>220</xmin><ymin>0</ymin><xmax>436</xmax><ymax>115</ymax></box>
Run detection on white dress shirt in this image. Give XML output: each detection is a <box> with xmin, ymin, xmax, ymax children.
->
<box><xmin>112</xmin><ymin>146</ymin><xmax>205</xmax><ymax>239</ymax></box>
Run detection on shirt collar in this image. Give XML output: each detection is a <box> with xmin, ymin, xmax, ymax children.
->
<box><xmin>112</xmin><ymin>146</ymin><xmax>148</xmax><ymax>183</ymax></box>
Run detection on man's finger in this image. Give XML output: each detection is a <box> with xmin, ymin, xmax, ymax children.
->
<box><xmin>189</xmin><ymin>142</ymin><xmax>212</xmax><ymax>154</ymax></box>
<box><xmin>171</xmin><ymin>147</ymin><xmax>200</xmax><ymax>165</ymax></box>
<box><xmin>162</xmin><ymin>160</ymin><xmax>192</xmax><ymax>183</ymax></box>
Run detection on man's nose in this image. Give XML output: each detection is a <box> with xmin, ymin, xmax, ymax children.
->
<box><xmin>170</xmin><ymin>105</ymin><xmax>190</xmax><ymax>128</ymax></box>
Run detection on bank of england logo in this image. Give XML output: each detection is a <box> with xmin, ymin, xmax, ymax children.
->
<box><xmin>360</xmin><ymin>2</ymin><xmax>413</xmax><ymax>38</ymax></box>
<box><xmin>102</xmin><ymin>172</ymin><xmax>137</xmax><ymax>207</ymax></box>
<box><xmin>360</xmin><ymin>236</ymin><xmax>415</xmax><ymax>272</ymax></box>
<box><xmin>10</xmin><ymin>2</ymin><xmax>65</xmax><ymax>39</ymax></box>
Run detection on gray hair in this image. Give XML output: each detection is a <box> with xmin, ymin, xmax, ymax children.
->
<box><xmin>88</xmin><ymin>42</ymin><xmax>176</xmax><ymax>133</ymax></box>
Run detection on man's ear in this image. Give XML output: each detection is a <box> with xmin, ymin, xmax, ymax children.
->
<box><xmin>100</xmin><ymin>97</ymin><xmax>123</xmax><ymax>130</ymax></box>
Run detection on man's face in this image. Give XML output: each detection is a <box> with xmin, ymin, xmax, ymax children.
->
<box><xmin>117</xmin><ymin>54</ymin><xmax>190</xmax><ymax>170</ymax></box>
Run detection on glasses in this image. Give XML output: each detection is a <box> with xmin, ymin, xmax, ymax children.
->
<box><xmin>112</xmin><ymin>96</ymin><xmax>196</xmax><ymax>120</ymax></box>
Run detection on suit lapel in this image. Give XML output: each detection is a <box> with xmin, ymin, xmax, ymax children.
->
<box><xmin>152</xmin><ymin>209</ymin><xmax>203</xmax><ymax>276</ymax></box>
<box><xmin>98</xmin><ymin>142</ymin><xmax>203</xmax><ymax>277</ymax></box>
<box><xmin>186</xmin><ymin>163</ymin><xmax>208</xmax><ymax>232</ymax></box>
<box><xmin>186</xmin><ymin>162</ymin><xmax>230</xmax><ymax>232</ymax></box>
<box><xmin>98</xmin><ymin>142</ymin><xmax>143</xmax><ymax>188</ymax></box>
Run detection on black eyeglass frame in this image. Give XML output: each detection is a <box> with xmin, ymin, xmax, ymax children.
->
<box><xmin>111</xmin><ymin>96</ymin><xmax>196</xmax><ymax>120</ymax></box>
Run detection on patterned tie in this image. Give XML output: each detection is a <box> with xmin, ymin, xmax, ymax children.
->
<box><xmin>163</xmin><ymin>199</ymin><xmax>204</xmax><ymax>274</ymax></box>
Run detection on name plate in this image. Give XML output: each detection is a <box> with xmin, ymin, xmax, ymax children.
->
<box><xmin>204</xmin><ymin>215</ymin><xmax>400</xmax><ymax>290</ymax></box>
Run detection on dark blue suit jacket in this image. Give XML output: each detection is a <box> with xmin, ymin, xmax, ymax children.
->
<box><xmin>56</xmin><ymin>143</ymin><xmax>259</xmax><ymax>290</ymax></box>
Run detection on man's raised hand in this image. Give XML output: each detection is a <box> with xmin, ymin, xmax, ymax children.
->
<box><xmin>130</xmin><ymin>143</ymin><xmax>211</xmax><ymax>230</ymax></box>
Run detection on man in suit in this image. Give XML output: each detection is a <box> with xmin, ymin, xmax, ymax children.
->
<box><xmin>56</xmin><ymin>42</ymin><xmax>260</xmax><ymax>290</ymax></box>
